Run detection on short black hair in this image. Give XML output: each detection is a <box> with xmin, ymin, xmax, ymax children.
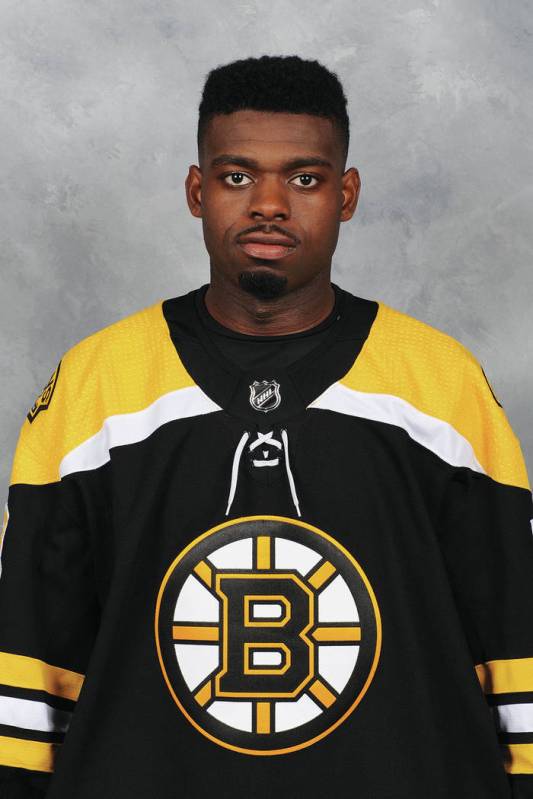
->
<box><xmin>197</xmin><ymin>55</ymin><xmax>350</xmax><ymax>166</ymax></box>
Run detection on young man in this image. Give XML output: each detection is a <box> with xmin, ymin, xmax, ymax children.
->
<box><xmin>0</xmin><ymin>55</ymin><xmax>532</xmax><ymax>798</ymax></box>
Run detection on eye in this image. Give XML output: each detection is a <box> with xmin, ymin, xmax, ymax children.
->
<box><xmin>223</xmin><ymin>172</ymin><xmax>253</xmax><ymax>186</ymax></box>
<box><xmin>290</xmin><ymin>174</ymin><xmax>320</xmax><ymax>188</ymax></box>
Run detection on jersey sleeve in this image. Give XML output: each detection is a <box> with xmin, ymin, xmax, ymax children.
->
<box><xmin>437</xmin><ymin>353</ymin><xmax>533</xmax><ymax>797</ymax></box>
<box><xmin>0</xmin><ymin>359</ymin><xmax>101</xmax><ymax>796</ymax></box>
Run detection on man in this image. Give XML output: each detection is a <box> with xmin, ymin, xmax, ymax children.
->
<box><xmin>0</xmin><ymin>55</ymin><xmax>532</xmax><ymax>798</ymax></box>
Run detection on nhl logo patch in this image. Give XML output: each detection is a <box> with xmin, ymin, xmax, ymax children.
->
<box><xmin>27</xmin><ymin>361</ymin><xmax>61</xmax><ymax>423</ymax></box>
<box><xmin>155</xmin><ymin>515</ymin><xmax>382</xmax><ymax>755</ymax></box>
<box><xmin>249</xmin><ymin>379</ymin><xmax>281</xmax><ymax>413</ymax></box>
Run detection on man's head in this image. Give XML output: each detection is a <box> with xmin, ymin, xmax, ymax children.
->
<box><xmin>186</xmin><ymin>55</ymin><xmax>360</xmax><ymax>301</ymax></box>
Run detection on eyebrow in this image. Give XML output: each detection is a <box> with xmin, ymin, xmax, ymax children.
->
<box><xmin>209</xmin><ymin>154</ymin><xmax>334</xmax><ymax>171</ymax></box>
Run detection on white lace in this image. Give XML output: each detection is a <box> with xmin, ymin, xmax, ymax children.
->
<box><xmin>225</xmin><ymin>429</ymin><xmax>301</xmax><ymax>518</ymax></box>
<box><xmin>225</xmin><ymin>432</ymin><xmax>250</xmax><ymax>517</ymax></box>
<box><xmin>249</xmin><ymin>430</ymin><xmax>282</xmax><ymax>467</ymax></box>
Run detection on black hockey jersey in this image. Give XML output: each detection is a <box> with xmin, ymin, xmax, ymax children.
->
<box><xmin>1</xmin><ymin>283</ymin><xmax>533</xmax><ymax>798</ymax></box>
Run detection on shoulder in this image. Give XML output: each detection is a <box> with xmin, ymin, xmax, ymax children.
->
<box><xmin>337</xmin><ymin>300</ymin><xmax>528</xmax><ymax>489</ymax></box>
<box><xmin>62</xmin><ymin>300</ymin><xmax>168</xmax><ymax>372</ymax></box>
<box><xmin>343</xmin><ymin>300</ymin><xmax>477</xmax><ymax>403</ymax></box>
<box><xmin>368</xmin><ymin>301</ymin><xmax>506</xmax><ymax>421</ymax></box>
<box><xmin>12</xmin><ymin>300</ymin><xmax>195</xmax><ymax>486</ymax></box>
<box><xmin>371</xmin><ymin>300</ymin><xmax>474</xmax><ymax>363</ymax></box>
<box><xmin>61</xmin><ymin>297</ymin><xmax>196</xmax><ymax>393</ymax></box>
<box><xmin>48</xmin><ymin>298</ymin><xmax>193</xmax><ymax>412</ymax></box>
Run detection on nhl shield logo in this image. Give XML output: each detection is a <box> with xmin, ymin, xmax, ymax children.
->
<box><xmin>249</xmin><ymin>379</ymin><xmax>281</xmax><ymax>413</ymax></box>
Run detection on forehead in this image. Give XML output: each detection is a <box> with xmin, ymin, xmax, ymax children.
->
<box><xmin>201</xmin><ymin>110</ymin><xmax>342</xmax><ymax>168</ymax></box>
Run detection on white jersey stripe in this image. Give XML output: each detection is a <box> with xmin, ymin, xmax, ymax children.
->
<box><xmin>60</xmin><ymin>385</ymin><xmax>221</xmax><ymax>478</ymax></box>
<box><xmin>308</xmin><ymin>382</ymin><xmax>485</xmax><ymax>475</ymax></box>
<box><xmin>492</xmin><ymin>703</ymin><xmax>533</xmax><ymax>733</ymax></box>
<box><xmin>0</xmin><ymin>694</ymin><xmax>72</xmax><ymax>734</ymax></box>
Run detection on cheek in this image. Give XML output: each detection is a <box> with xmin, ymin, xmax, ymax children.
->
<box><xmin>297</xmin><ymin>211</ymin><xmax>340</xmax><ymax>251</ymax></box>
<box><xmin>202</xmin><ymin>192</ymin><xmax>247</xmax><ymax>237</ymax></box>
<box><xmin>292</xmin><ymin>188</ymin><xmax>342</xmax><ymax>230</ymax></box>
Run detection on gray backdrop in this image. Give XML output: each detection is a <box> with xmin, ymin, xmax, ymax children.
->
<box><xmin>1</xmin><ymin>0</ymin><xmax>532</xmax><ymax>490</ymax></box>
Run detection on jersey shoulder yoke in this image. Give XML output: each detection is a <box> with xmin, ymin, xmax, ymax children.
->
<box><xmin>12</xmin><ymin>301</ymin><xmax>201</xmax><ymax>486</ymax></box>
<box><xmin>333</xmin><ymin>301</ymin><xmax>528</xmax><ymax>490</ymax></box>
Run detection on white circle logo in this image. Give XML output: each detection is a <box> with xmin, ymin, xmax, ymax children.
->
<box><xmin>155</xmin><ymin>516</ymin><xmax>382</xmax><ymax>755</ymax></box>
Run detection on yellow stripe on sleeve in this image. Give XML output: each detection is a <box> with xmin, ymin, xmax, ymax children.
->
<box><xmin>0</xmin><ymin>735</ymin><xmax>58</xmax><ymax>773</ymax></box>
<box><xmin>502</xmin><ymin>743</ymin><xmax>533</xmax><ymax>775</ymax></box>
<box><xmin>0</xmin><ymin>651</ymin><xmax>84</xmax><ymax>702</ymax></box>
<box><xmin>475</xmin><ymin>657</ymin><xmax>533</xmax><ymax>695</ymax></box>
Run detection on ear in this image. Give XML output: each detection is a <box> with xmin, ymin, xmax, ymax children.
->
<box><xmin>340</xmin><ymin>167</ymin><xmax>361</xmax><ymax>222</ymax></box>
<box><xmin>185</xmin><ymin>165</ymin><xmax>203</xmax><ymax>218</ymax></box>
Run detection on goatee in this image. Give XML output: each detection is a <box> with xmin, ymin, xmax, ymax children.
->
<box><xmin>238</xmin><ymin>270</ymin><xmax>288</xmax><ymax>300</ymax></box>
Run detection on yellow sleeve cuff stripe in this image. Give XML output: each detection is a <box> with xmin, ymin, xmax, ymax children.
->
<box><xmin>0</xmin><ymin>734</ymin><xmax>57</xmax><ymax>773</ymax></box>
<box><xmin>503</xmin><ymin>743</ymin><xmax>533</xmax><ymax>775</ymax></box>
<box><xmin>0</xmin><ymin>651</ymin><xmax>84</xmax><ymax>702</ymax></box>
<box><xmin>475</xmin><ymin>657</ymin><xmax>533</xmax><ymax>695</ymax></box>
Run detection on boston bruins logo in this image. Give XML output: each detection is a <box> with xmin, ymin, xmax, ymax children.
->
<box><xmin>154</xmin><ymin>516</ymin><xmax>381</xmax><ymax>755</ymax></box>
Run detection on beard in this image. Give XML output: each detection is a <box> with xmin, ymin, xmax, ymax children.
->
<box><xmin>238</xmin><ymin>269</ymin><xmax>288</xmax><ymax>300</ymax></box>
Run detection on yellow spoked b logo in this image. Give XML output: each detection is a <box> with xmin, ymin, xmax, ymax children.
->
<box><xmin>155</xmin><ymin>515</ymin><xmax>381</xmax><ymax>755</ymax></box>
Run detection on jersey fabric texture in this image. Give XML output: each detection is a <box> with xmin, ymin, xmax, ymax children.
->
<box><xmin>1</xmin><ymin>282</ymin><xmax>533</xmax><ymax>799</ymax></box>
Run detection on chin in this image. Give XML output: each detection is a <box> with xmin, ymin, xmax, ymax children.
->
<box><xmin>238</xmin><ymin>270</ymin><xmax>289</xmax><ymax>300</ymax></box>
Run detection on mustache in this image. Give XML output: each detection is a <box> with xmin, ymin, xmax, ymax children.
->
<box><xmin>235</xmin><ymin>223</ymin><xmax>300</xmax><ymax>245</ymax></box>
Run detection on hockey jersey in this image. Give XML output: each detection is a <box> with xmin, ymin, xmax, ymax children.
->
<box><xmin>1</xmin><ymin>282</ymin><xmax>533</xmax><ymax>798</ymax></box>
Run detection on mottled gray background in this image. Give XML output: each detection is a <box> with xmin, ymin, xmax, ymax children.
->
<box><xmin>1</xmin><ymin>0</ymin><xmax>532</xmax><ymax>489</ymax></box>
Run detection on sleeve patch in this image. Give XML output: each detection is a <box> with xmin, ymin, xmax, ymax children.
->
<box><xmin>27</xmin><ymin>361</ymin><xmax>61</xmax><ymax>424</ymax></box>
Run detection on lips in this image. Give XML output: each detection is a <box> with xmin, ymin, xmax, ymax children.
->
<box><xmin>236</xmin><ymin>235</ymin><xmax>297</xmax><ymax>261</ymax></box>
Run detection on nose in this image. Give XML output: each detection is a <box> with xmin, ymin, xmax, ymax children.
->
<box><xmin>248</xmin><ymin>176</ymin><xmax>290</xmax><ymax>221</ymax></box>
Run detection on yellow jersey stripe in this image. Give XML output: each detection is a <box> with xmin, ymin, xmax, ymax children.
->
<box><xmin>503</xmin><ymin>743</ymin><xmax>533</xmax><ymax>775</ymax></box>
<box><xmin>0</xmin><ymin>734</ymin><xmax>58</xmax><ymax>772</ymax></box>
<box><xmin>475</xmin><ymin>657</ymin><xmax>533</xmax><ymax>695</ymax></box>
<box><xmin>0</xmin><ymin>651</ymin><xmax>84</xmax><ymax>702</ymax></box>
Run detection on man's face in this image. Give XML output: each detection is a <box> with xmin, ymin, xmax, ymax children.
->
<box><xmin>186</xmin><ymin>110</ymin><xmax>360</xmax><ymax>298</ymax></box>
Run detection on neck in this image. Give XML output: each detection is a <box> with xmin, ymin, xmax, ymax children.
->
<box><xmin>204</xmin><ymin>270</ymin><xmax>336</xmax><ymax>336</ymax></box>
